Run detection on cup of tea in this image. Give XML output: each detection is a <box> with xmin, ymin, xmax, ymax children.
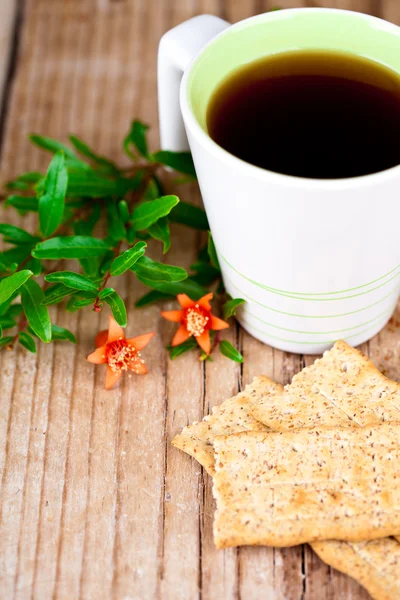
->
<box><xmin>158</xmin><ymin>8</ymin><xmax>400</xmax><ymax>354</ymax></box>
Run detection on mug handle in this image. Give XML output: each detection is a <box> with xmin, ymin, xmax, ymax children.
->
<box><xmin>158</xmin><ymin>15</ymin><xmax>230</xmax><ymax>151</ymax></box>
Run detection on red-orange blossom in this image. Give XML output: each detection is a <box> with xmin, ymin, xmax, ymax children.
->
<box><xmin>161</xmin><ymin>293</ymin><xmax>229</xmax><ymax>355</ymax></box>
<box><xmin>87</xmin><ymin>316</ymin><xmax>154</xmax><ymax>389</ymax></box>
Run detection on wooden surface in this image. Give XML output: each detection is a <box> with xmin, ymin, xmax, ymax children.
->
<box><xmin>0</xmin><ymin>1</ymin><xmax>399</xmax><ymax>599</ymax></box>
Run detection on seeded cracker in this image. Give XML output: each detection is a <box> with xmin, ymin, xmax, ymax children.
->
<box><xmin>252</xmin><ymin>340</ymin><xmax>400</xmax><ymax>431</ymax></box>
<box><xmin>172</xmin><ymin>376</ymin><xmax>283</xmax><ymax>475</ymax></box>
<box><xmin>312</xmin><ymin>539</ymin><xmax>400</xmax><ymax>600</ymax></box>
<box><xmin>213</xmin><ymin>422</ymin><xmax>400</xmax><ymax>548</ymax></box>
<box><xmin>248</xmin><ymin>340</ymin><xmax>400</xmax><ymax>598</ymax></box>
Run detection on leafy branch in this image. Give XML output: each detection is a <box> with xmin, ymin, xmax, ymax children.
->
<box><xmin>0</xmin><ymin>121</ymin><xmax>243</xmax><ymax>362</ymax></box>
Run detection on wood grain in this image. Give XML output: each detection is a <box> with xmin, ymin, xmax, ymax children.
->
<box><xmin>0</xmin><ymin>0</ymin><xmax>399</xmax><ymax>599</ymax></box>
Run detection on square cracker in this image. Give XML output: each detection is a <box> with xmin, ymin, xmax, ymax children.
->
<box><xmin>312</xmin><ymin>538</ymin><xmax>400</xmax><ymax>600</ymax></box>
<box><xmin>252</xmin><ymin>340</ymin><xmax>400</xmax><ymax>431</ymax></box>
<box><xmin>172</xmin><ymin>376</ymin><xmax>283</xmax><ymax>475</ymax></box>
<box><xmin>213</xmin><ymin>422</ymin><xmax>400</xmax><ymax>549</ymax></box>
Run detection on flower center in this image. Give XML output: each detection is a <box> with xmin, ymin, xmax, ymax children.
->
<box><xmin>107</xmin><ymin>339</ymin><xmax>138</xmax><ymax>373</ymax></box>
<box><xmin>185</xmin><ymin>305</ymin><xmax>209</xmax><ymax>337</ymax></box>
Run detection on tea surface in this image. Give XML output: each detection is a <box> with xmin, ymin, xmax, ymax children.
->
<box><xmin>207</xmin><ymin>51</ymin><xmax>400</xmax><ymax>179</ymax></box>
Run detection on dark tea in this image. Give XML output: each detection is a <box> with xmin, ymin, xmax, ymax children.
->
<box><xmin>206</xmin><ymin>51</ymin><xmax>400</xmax><ymax>179</ymax></box>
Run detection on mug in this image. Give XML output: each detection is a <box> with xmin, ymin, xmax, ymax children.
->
<box><xmin>158</xmin><ymin>8</ymin><xmax>400</xmax><ymax>354</ymax></box>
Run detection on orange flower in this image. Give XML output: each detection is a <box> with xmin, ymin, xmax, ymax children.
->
<box><xmin>161</xmin><ymin>293</ymin><xmax>229</xmax><ymax>355</ymax></box>
<box><xmin>87</xmin><ymin>316</ymin><xmax>154</xmax><ymax>390</ymax></box>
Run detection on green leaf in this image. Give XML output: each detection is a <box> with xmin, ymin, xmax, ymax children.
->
<box><xmin>16</xmin><ymin>171</ymin><xmax>43</xmax><ymax>184</ymax></box>
<box><xmin>30</xmin><ymin>134</ymin><xmax>90</xmax><ymax>171</ymax></box>
<box><xmin>43</xmin><ymin>284</ymin><xmax>75</xmax><ymax>305</ymax></box>
<box><xmin>0</xmin><ymin>224</ymin><xmax>39</xmax><ymax>244</ymax></box>
<box><xmin>39</xmin><ymin>150</ymin><xmax>68</xmax><ymax>236</ymax></box>
<box><xmin>0</xmin><ymin>316</ymin><xmax>16</xmax><ymax>329</ymax></box>
<box><xmin>0</xmin><ymin>336</ymin><xmax>13</xmax><ymax>348</ymax></box>
<box><xmin>5</xmin><ymin>303</ymin><xmax>23</xmax><ymax>318</ymax></box>
<box><xmin>99</xmin><ymin>250</ymin><xmax>115</xmax><ymax>275</ymax></box>
<box><xmin>126</xmin><ymin>225</ymin><xmax>135</xmax><ymax>244</ymax></box>
<box><xmin>104</xmin><ymin>291</ymin><xmax>127</xmax><ymax>326</ymax></box>
<box><xmin>32</xmin><ymin>236</ymin><xmax>110</xmax><ymax>259</ymax></box>
<box><xmin>169</xmin><ymin>201</ymin><xmax>209</xmax><ymax>230</ymax></box>
<box><xmin>30</xmin><ymin>134</ymin><xmax>76</xmax><ymax>159</ymax></box>
<box><xmin>64</xmin><ymin>171</ymin><xmax>132</xmax><ymax>197</ymax></box>
<box><xmin>6</xmin><ymin>171</ymin><xmax>43</xmax><ymax>191</ymax></box>
<box><xmin>66</xmin><ymin>296</ymin><xmax>94</xmax><ymax>312</ymax></box>
<box><xmin>189</xmin><ymin>262</ymin><xmax>220</xmax><ymax>287</ymax></box>
<box><xmin>148</xmin><ymin>217</ymin><xmax>171</xmax><ymax>253</ymax></box>
<box><xmin>99</xmin><ymin>287</ymin><xmax>114</xmax><ymax>299</ymax></box>
<box><xmin>5</xmin><ymin>248</ymin><xmax>32</xmax><ymax>269</ymax></box>
<box><xmin>18</xmin><ymin>331</ymin><xmax>37</xmax><ymax>353</ymax></box>
<box><xmin>5</xmin><ymin>195</ymin><xmax>39</xmax><ymax>214</ymax></box>
<box><xmin>135</xmin><ymin>289</ymin><xmax>172</xmax><ymax>307</ymax></box>
<box><xmin>6</xmin><ymin>181</ymin><xmax>29</xmax><ymax>191</ymax></box>
<box><xmin>0</xmin><ymin>270</ymin><xmax>33</xmax><ymax>305</ymax></box>
<box><xmin>169</xmin><ymin>337</ymin><xmax>197</xmax><ymax>359</ymax></box>
<box><xmin>118</xmin><ymin>200</ymin><xmax>130</xmax><ymax>223</ymax></box>
<box><xmin>51</xmin><ymin>324</ymin><xmax>77</xmax><ymax>343</ymax></box>
<box><xmin>69</xmin><ymin>135</ymin><xmax>119</xmax><ymax>174</ymax></box>
<box><xmin>131</xmin><ymin>256</ymin><xmax>187</xmax><ymax>283</ymax></box>
<box><xmin>124</xmin><ymin>120</ymin><xmax>149</xmax><ymax>158</ymax></box>
<box><xmin>110</xmin><ymin>241</ymin><xmax>147</xmax><ymax>276</ymax></box>
<box><xmin>73</xmin><ymin>203</ymin><xmax>101</xmax><ymax>236</ymax></box>
<box><xmin>106</xmin><ymin>201</ymin><xmax>126</xmax><ymax>242</ymax></box>
<box><xmin>21</xmin><ymin>279</ymin><xmax>52</xmax><ymax>342</ymax></box>
<box><xmin>207</xmin><ymin>232</ymin><xmax>220</xmax><ymax>270</ymax></box>
<box><xmin>223</xmin><ymin>297</ymin><xmax>245</xmax><ymax>320</ymax></box>
<box><xmin>132</xmin><ymin>195</ymin><xmax>179</xmax><ymax>231</ymax></box>
<box><xmin>44</xmin><ymin>271</ymin><xmax>98</xmax><ymax>292</ymax></box>
<box><xmin>143</xmin><ymin>178</ymin><xmax>161</xmax><ymax>201</ymax></box>
<box><xmin>134</xmin><ymin>274</ymin><xmax>207</xmax><ymax>299</ymax></box>
<box><xmin>219</xmin><ymin>340</ymin><xmax>243</xmax><ymax>363</ymax></box>
<box><xmin>152</xmin><ymin>150</ymin><xmax>196</xmax><ymax>177</ymax></box>
<box><xmin>6</xmin><ymin>173</ymin><xmax>43</xmax><ymax>195</ymax></box>
<box><xmin>73</xmin><ymin>289</ymin><xmax>97</xmax><ymax>300</ymax></box>
<box><xmin>25</xmin><ymin>258</ymin><xmax>42</xmax><ymax>276</ymax></box>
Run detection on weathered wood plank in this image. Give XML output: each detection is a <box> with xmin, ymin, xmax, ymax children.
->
<box><xmin>382</xmin><ymin>0</ymin><xmax>400</xmax><ymax>22</ymax></box>
<box><xmin>0</xmin><ymin>0</ymin><xmax>18</xmax><ymax>122</ymax></box>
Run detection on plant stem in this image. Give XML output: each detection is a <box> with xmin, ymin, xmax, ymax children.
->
<box><xmin>93</xmin><ymin>240</ymin><xmax>122</xmax><ymax>312</ymax></box>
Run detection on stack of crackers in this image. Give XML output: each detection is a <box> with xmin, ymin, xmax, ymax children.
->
<box><xmin>172</xmin><ymin>341</ymin><xmax>400</xmax><ymax>600</ymax></box>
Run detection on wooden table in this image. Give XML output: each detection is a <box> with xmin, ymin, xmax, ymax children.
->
<box><xmin>0</xmin><ymin>1</ymin><xmax>399</xmax><ymax>599</ymax></box>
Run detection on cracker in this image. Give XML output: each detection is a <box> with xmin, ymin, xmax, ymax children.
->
<box><xmin>213</xmin><ymin>423</ymin><xmax>400</xmax><ymax>549</ymax></box>
<box><xmin>252</xmin><ymin>340</ymin><xmax>400</xmax><ymax>431</ymax></box>
<box><xmin>312</xmin><ymin>538</ymin><xmax>400</xmax><ymax>600</ymax></box>
<box><xmin>249</xmin><ymin>341</ymin><xmax>400</xmax><ymax>600</ymax></box>
<box><xmin>172</xmin><ymin>376</ymin><xmax>283</xmax><ymax>475</ymax></box>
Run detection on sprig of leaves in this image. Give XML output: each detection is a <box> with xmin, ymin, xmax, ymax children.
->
<box><xmin>0</xmin><ymin>121</ymin><xmax>244</xmax><ymax>363</ymax></box>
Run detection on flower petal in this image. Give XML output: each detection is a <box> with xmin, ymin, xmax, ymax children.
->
<box><xmin>108</xmin><ymin>315</ymin><xmax>125</xmax><ymax>343</ymax></box>
<box><xmin>198</xmin><ymin>293</ymin><xmax>213</xmax><ymax>310</ymax></box>
<box><xmin>95</xmin><ymin>330</ymin><xmax>108</xmax><ymax>348</ymax></box>
<box><xmin>105</xmin><ymin>366</ymin><xmax>122</xmax><ymax>390</ymax></box>
<box><xmin>177</xmin><ymin>294</ymin><xmax>194</xmax><ymax>308</ymax></box>
<box><xmin>128</xmin><ymin>361</ymin><xmax>148</xmax><ymax>375</ymax></box>
<box><xmin>196</xmin><ymin>330</ymin><xmax>211</xmax><ymax>355</ymax></box>
<box><xmin>127</xmin><ymin>332</ymin><xmax>155</xmax><ymax>350</ymax></box>
<box><xmin>87</xmin><ymin>345</ymin><xmax>107</xmax><ymax>364</ymax></box>
<box><xmin>171</xmin><ymin>324</ymin><xmax>191</xmax><ymax>346</ymax></box>
<box><xmin>210</xmin><ymin>315</ymin><xmax>230</xmax><ymax>331</ymax></box>
<box><xmin>160</xmin><ymin>310</ymin><xmax>184</xmax><ymax>323</ymax></box>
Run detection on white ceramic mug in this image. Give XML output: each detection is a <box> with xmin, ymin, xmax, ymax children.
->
<box><xmin>158</xmin><ymin>8</ymin><xmax>400</xmax><ymax>354</ymax></box>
